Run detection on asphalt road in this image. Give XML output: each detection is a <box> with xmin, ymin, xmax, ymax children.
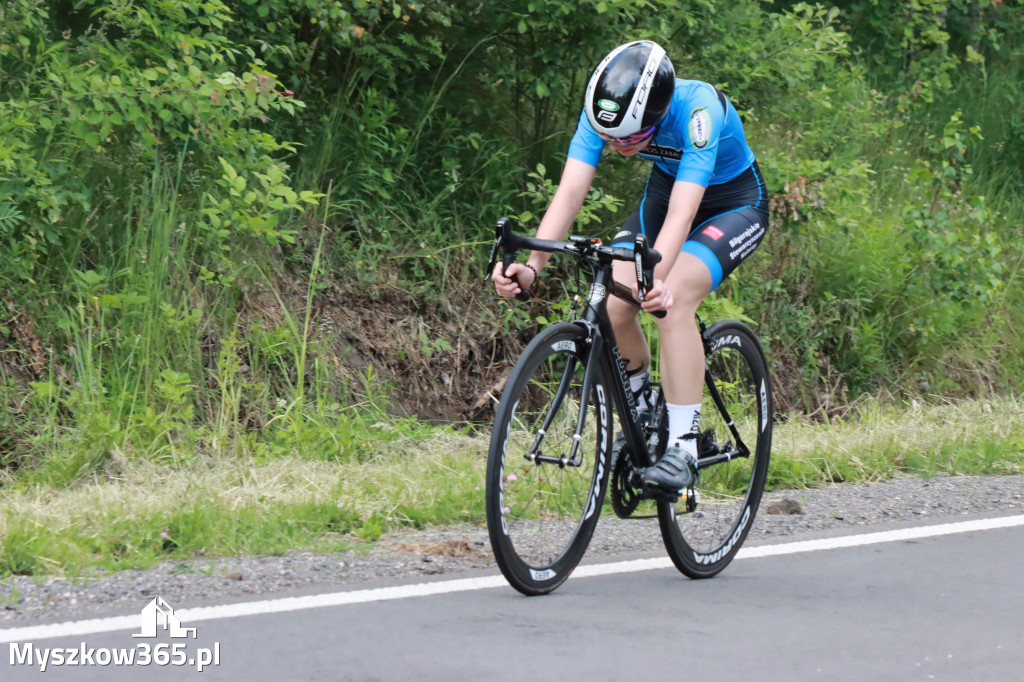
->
<box><xmin>4</xmin><ymin>513</ymin><xmax>1024</xmax><ymax>681</ymax></box>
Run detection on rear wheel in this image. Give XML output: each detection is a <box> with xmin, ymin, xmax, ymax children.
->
<box><xmin>485</xmin><ymin>323</ymin><xmax>613</xmax><ymax>595</ymax></box>
<box><xmin>658</xmin><ymin>320</ymin><xmax>772</xmax><ymax>578</ymax></box>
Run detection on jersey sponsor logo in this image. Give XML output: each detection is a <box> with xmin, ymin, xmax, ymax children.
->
<box><xmin>597</xmin><ymin>99</ymin><xmax>620</xmax><ymax>112</ymax></box>
<box><xmin>729</xmin><ymin>222</ymin><xmax>761</xmax><ymax>248</ymax></box>
<box><xmin>639</xmin><ymin>144</ymin><xmax>682</xmax><ymax>161</ymax></box>
<box><xmin>728</xmin><ymin>223</ymin><xmax>765</xmax><ymax>261</ymax></box>
<box><xmin>703</xmin><ymin>225</ymin><xmax>725</xmax><ymax>241</ymax></box>
<box><xmin>689</xmin><ymin>107</ymin><xmax>712</xmax><ymax>149</ymax></box>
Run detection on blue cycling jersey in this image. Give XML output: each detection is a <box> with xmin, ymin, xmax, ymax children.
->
<box><xmin>567</xmin><ymin>79</ymin><xmax>755</xmax><ymax>186</ymax></box>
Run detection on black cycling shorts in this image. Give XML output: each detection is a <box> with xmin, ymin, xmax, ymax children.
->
<box><xmin>611</xmin><ymin>161</ymin><xmax>769</xmax><ymax>290</ymax></box>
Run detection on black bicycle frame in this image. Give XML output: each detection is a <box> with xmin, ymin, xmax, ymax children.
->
<box><xmin>520</xmin><ymin>252</ymin><xmax>645</xmax><ymax>469</ymax></box>
<box><xmin>578</xmin><ymin>253</ymin><xmax>652</xmax><ymax>470</ymax></box>
<box><xmin>494</xmin><ymin>216</ymin><xmax>752</xmax><ymax>473</ymax></box>
<box><xmin>694</xmin><ymin>318</ymin><xmax>752</xmax><ymax>467</ymax></box>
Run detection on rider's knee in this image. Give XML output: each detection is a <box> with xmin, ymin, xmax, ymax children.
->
<box><xmin>668</xmin><ymin>258</ymin><xmax>714</xmax><ymax>312</ymax></box>
<box><xmin>606</xmin><ymin>295</ymin><xmax>638</xmax><ymax>327</ymax></box>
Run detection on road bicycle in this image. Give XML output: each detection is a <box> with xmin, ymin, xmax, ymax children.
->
<box><xmin>484</xmin><ymin>217</ymin><xmax>773</xmax><ymax>595</ymax></box>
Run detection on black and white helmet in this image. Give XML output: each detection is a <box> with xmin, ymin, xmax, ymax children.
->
<box><xmin>584</xmin><ymin>41</ymin><xmax>675</xmax><ymax>139</ymax></box>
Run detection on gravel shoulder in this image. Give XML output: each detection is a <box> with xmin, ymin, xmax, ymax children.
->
<box><xmin>2</xmin><ymin>474</ymin><xmax>1022</xmax><ymax>626</ymax></box>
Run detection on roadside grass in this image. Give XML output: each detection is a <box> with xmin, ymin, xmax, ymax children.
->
<box><xmin>768</xmin><ymin>396</ymin><xmax>1024</xmax><ymax>487</ymax></box>
<box><xmin>0</xmin><ymin>430</ymin><xmax>487</xmax><ymax>579</ymax></box>
<box><xmin>1</xmin><ymin>397</ymin><xmax>1022</xmax><ymax>578</ymax></box>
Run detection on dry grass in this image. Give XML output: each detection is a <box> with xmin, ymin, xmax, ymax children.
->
<box><xmin>778</xmin><ymin>395</ymin><xmax>1022</xmax><ymax>455</ymax></box>
<box><xmin>0</xmin><ymin>430</ymin><xmax>487</xmax><ymax>576</ymax></box>
<box><xmin>1</xmin><ymin>431</ymin><xmax>485</xmax><ymax>536</ymax></box>
<box><xmin>770</xmin><ymin>396</ymin><xmax>1024</xmax><ymax>484</ymax></box>
<box><xmin>1</xmin><ymin>397</ymin><xmax>1021</xmax><ymax>576</ymax></box>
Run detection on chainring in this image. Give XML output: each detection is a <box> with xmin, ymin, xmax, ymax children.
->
<box><xmin>609</xmin><ymin>436</ymin><xmax>642</xmax><ymax>518</ymax></box>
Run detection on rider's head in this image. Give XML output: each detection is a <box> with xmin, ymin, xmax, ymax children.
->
<box><xmin>584</xmin><ymin>41</ymin><xmax>675</xmax><ymax>145</ymax></box>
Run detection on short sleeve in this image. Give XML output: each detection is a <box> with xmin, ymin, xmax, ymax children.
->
<box><xmin>674</xmin><ymin>86</ymin><xmax>725</xmax><ymax>186</ymax></box>
<box><xmin>566</xmin><ymin>110</ymin><xmax>606</xmax><ymax>168</ymax></box>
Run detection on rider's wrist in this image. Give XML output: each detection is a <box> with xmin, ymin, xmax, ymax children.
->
<box><xmin>523</xmin><ymin>262</ymin><xmax>539</xmax><ymax>280</ymax></box>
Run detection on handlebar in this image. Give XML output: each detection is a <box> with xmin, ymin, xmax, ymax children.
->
<box><xmin>484</xmin><ymin>217</ymin><xmax>666</xmax><ymax>319</ymax></box>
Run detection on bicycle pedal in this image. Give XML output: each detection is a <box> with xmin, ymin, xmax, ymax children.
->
<box><xmin>640</xmin><ymin>483</ymin><xmax>684</xmax><ymax>504</ymax></box>
<box><xmin>697</xmin><ymin>429</ymin><xmax>717</xmax><ymax>459</ymax></box>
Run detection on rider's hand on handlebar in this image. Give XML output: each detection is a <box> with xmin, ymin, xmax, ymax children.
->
<box><xmin>492</xmin><ymin>261</ymin><xmax>537</xmax><ymax>299</ymax></box>
<box><xmin>638</xmin><ymin>278</ymin><xmax>673</xmax><ymax>314</ymax></box>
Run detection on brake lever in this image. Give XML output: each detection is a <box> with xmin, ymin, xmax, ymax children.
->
<box><xmin>483</xmin><ymin>229</ymin><xmax>502</xmax><ymax>282</ymax></box>
<box><xmin>634</xmin><ymin>234</ymin><xmax>666</xmax><ymax>319</ymax></box>
<box><xmin>484</xmin><ymin>217</ymin><xmax>530</xmax><ymax>301</ymax></box>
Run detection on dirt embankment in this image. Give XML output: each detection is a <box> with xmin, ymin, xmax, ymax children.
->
<box><xmin>306</xmin><ymin>276</ymin><xmax>535</xmax><ymax>423</ymax></box>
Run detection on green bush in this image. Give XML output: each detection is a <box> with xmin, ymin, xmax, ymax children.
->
<box><xmin>0</xmin><ymin>0</ymin><xmax>309</xmax><ymax>285</ymax></box>
<box><xmin>0</xmin><ymin>0</ymin><xmax>1022</xmax><ymax>484</ymax></box>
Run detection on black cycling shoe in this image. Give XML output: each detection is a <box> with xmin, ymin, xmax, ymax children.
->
<box><xmin>641</xmin><ymin>436</ymin><xmax>698</xmax><ymax>492</ymax></box>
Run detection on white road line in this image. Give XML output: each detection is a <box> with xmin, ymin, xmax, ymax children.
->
<box><xmin>3</xmin><ymin>513</ymin><xmax>1023</xmax><ymax>643</ymax></box>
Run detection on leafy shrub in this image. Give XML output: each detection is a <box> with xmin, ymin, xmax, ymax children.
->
<box><xmin>0</xmin><ymin>0</ymin><xmax>308</xmax><ymax>285</ymax></box>
<box><xmin>0</xmin><ymin>0</ymin><xmax>1022</xmax><ymax>481</ymax></box>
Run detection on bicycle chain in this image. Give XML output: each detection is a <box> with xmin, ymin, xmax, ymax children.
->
<box><xmin>610</xmin><ymin>422</ymin><xmax>719</xmax><ymax>517</ymax></box>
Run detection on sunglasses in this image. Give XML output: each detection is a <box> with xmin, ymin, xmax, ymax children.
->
<box><xmin>598</xmin><ymin>125</ymin><xmax>657</xmax><ymax>146</ymax></box>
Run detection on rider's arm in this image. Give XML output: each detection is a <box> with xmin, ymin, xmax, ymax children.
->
<box><xmin>491</xmin><ymin>158</ymin><xmax>596</xmax><ymax>298</ymax></box>
<box><xmin>636</xmin><ymin>180</ymin><xmax>705</xmax><ymax>314</ymax></box>
<box><xmin>651</xmin><ymin>180</ymin><xmax>706</xmax><ymax>280</ymax></box>
<box><xmin>649</xmin><ymin>85</ymin><xmax>722</xmax><ymax>281</ymax></box>
<box><xmin>527</xmin><ymin>158</ymin><xmax>597</xmax><ymax>272</ymax></box>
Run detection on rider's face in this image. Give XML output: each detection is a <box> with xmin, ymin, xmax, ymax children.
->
<box><xmin>608</xmin><ymin>134</ymin><xmax>653</xmax><ymax>157</ymax></box>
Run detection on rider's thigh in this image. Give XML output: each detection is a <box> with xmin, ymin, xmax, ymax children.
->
<box><xmin>664</xmin><ymin>253</ymin><xmax>713</xmax><ymax>312</ymax></box>
<box><xmin>606</xmin><ymin>259</ymin><xmax>641</xmax><ymax>326</ymax></box>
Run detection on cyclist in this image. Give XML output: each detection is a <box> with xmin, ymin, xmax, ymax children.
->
<box><xmin>491</xmin><ymin>40</ymin><xmax>769</xmax><ymax>495</ymax></box>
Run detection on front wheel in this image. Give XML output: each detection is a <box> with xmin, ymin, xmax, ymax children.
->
<box><xmin>658</xmin><ymin>320</ymin><xmax>773</xmax><ymax>578</ymax></box>
<box><xmin>485</xmin><ymin>323</ymin><xmax>613</xmax><ymax>595</ymax></box>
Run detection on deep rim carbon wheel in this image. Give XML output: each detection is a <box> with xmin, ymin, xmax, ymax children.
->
<box><xmin>486</xmin><ymin>323</ymin><xmax>613</xmax><ymax>595</ymax></box>
<box><xmin>658</xmin><ymin>320</ymin><xmax>772</xmax><ymax>579</ymax></box>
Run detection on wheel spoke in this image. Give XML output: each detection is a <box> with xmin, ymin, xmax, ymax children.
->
<box><xmin>658</xmin><ymin>322</ymin><xmax>772</xmax><ymax>579</ymax></box>
<box><xmin>486</xmin><ymin>326</ymin><xmax>611</xmax><ymax>595</ymax></box>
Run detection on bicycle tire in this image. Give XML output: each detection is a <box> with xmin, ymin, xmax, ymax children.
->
<box><xmin>657</xmin><ymin>320</ymin><xmax>773</xmax><ymax>579</ymax></box>
<box><xmin>486</xmin><ymin>322</ymin><xmax>613</xmax><ymax>595</ymax></box>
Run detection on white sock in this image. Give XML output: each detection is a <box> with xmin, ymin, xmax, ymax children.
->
<box><xmin>628</xmin><ymin>371</ymin><xmax>650</xmax><ymax>411</ymax></box>
<box><xmin>667</xmin><ymin>403</ymin><xmax>701</xmax><ymax>458</ymax></box>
